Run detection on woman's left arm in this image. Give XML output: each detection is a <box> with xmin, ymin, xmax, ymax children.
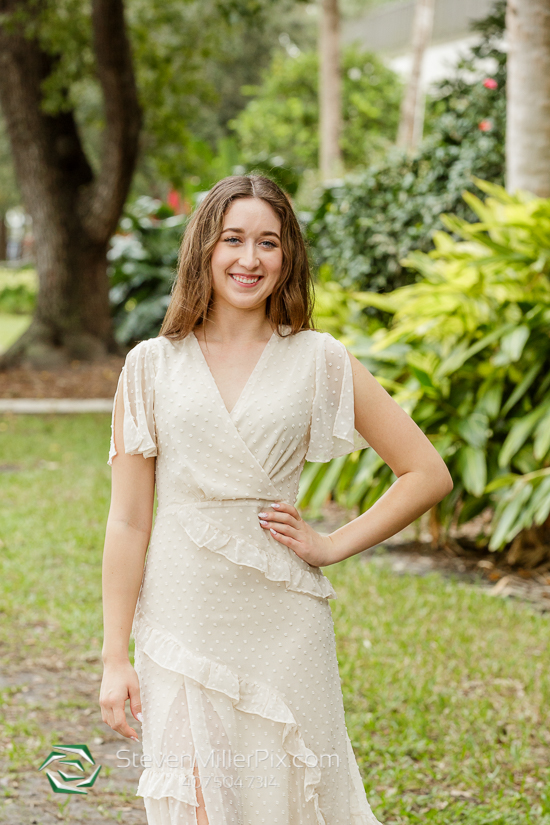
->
<box><xmin>258</xmin><ymin>351</ymin><xmax>454</xmax><ymax>567</ymax></box>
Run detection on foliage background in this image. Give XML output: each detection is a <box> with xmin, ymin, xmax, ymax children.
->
<box><xmin>230</xmin><ymin>44</ymin><xmax>402</xmax><ymax>179</ymax></box>
<box><xmin>304</xmin><ymin>181</ymin><xmax>550</xmax><ymax>563</ymax></box>
<box><xmin>307</xmin><ymin>2</ymin><xmax>506</xmax><ymax>297</ymax></box>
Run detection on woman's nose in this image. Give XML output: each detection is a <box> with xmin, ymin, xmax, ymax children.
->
<box><xmin>238</xmin><ymin>242</ymin><xmax>260</xmax><ymax>270</ymax></box>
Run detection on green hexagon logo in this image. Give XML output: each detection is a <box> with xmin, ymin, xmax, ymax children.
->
<box><xmin>38</xmin><ymin>744</ymin><xmax>102</xmax><ymax>794</ymax></box>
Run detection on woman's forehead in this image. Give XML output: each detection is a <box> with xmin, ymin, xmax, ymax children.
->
<box><xmin>222</xmin><ymin>197</ymin><xmax>281</xmax><ymax>231</ymax></box>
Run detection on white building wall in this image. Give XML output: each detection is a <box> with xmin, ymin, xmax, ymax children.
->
<box><xmin>343</xmin><ymin>0</ymin><xmax>499</xmax><ymax>84</ymax></box>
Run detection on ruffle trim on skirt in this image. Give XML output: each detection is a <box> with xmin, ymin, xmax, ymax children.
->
<box><xmin>134</xmin><ymin>614</ymin><xmax>330</xmax><ymax>825</ymax></box>
<box><xmin>175</xmin><ymin>503</ymin><xmax>337</xmax><ymax>602</ymax></box>
<box><xmin>137</xmin><ymin>768</ymin><xmax>197</xmax><ymax>806</ymax></box>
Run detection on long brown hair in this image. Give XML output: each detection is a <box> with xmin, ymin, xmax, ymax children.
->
<box><xmin>158</xmin><ymin>175</ymin><xmax>316</xmax><ymax>340</ymax></box>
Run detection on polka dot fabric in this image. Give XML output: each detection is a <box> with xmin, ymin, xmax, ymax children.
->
<box><xmin>107</xmin><ymin>326</ymin><xmax>381</xmax><ymax>825</ymax></box>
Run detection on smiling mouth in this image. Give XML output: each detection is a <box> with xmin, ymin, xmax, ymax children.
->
<box><xmin>229</xmin><ymin>273</ymin><xmax>263</xmax><ymax>286</ymax></box>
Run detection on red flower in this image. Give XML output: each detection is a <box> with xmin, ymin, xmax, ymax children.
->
<box><xmin>483</xmin><ymin>78</ymin><xmax>498</xmax><ymax>90</ymax></box>
<box><xmin>478</xmin><ymin>119</ymin><xmax>493</xmax><ymax>132</ymax></box>
<box><xmin>167</xmin><ymin>188</ymin><xmax>182</xmax><ymax>214</ymax></box>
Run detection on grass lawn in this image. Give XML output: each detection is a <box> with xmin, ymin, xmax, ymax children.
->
<box><xmin>0</xmin><ymin>413</ymin><xmax>549</xmax><ymax>824</ymax></box>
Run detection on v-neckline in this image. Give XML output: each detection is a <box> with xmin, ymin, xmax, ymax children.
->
<box><xmin>190</xmin><ymin>327</ymin><xmax>278</xmax><ymax>419</ymax></box>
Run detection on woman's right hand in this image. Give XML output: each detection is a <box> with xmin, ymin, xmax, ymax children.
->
<box><xmin>99</xmin><ymin>659</ymin><xmax>142</xmax><ymax>741</ymax></box>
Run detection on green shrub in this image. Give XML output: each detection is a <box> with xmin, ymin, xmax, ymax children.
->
<box><xmin>303</xmin><ymin>181</ymin><xmax>550</xmax><ymax>559</ymax></box>
<box><xmin>108</xmin><ymin>197</ymin><xmax>186</xmax><ymax>346</ymax></box>
<box><xmin>308</xmin><ymin>1</ymin><xmax>506</xmax><ymax>298</ymax></box>
<box><xmin>230</xmin><ymin>44</ymin><xmax>402</xmax><ymax>178</ymax></box>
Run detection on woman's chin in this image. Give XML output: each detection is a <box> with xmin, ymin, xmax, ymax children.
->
<box><xmin>212</xmin><ymin>282</ymin><xmax>274</xmax><ymax>309</ymax></box>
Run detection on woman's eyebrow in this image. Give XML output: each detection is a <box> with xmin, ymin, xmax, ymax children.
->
<box><xmin>222</xmin><ymin>227</ymin><xmax>281</xmax><ymax>239</ymax></box>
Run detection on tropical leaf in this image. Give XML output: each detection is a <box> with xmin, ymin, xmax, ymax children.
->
<box><xmin>533</xmin><ymin>410</ymin><xmax>550</xmax><ymax>461</ymax></box>
<box><xmin>489</xmin><ymin>483</ymin><xmax>533</xmax><ymax>550</ymax></box>
<box><xmin>456</xmin><ymin>445</ymin><xmax>487</xmax><ymax>497</ymax></box>
<box><xmin>500</xmin><ymin>359</ymin><xmax>545</xmax><ymax>416</ymax></box>
<box><xmin>498</xmin><ymin>406</ymin><xmax>550</xmax><ymax>468</ymax></box>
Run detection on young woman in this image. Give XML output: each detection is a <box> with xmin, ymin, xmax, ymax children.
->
<box><xmin>100</xmin><ymin>174</ymin><xmax>453</xmax><ymax>825</ymax></box>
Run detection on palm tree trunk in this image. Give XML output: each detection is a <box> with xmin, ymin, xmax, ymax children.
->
<box><xmin>505</xmin><ymin>0</ymin><xmax>550</xmax><ymax>196</ymax></box>
<box><xmin>319</xmin><ymin>0</ymin><xmax>343</xmax><ymax>180</ymax></box>
<box><xmin>397</xmin><ymin>0</ymin><xmax>435</xmax><ymax>149</ymax></box>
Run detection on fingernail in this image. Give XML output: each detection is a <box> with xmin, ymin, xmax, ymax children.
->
<box><xmin>259</xmin><ymin>520</ymin><xmax>268</xmax><ymax>526</ymax></box>
<box><xmin>131</xmin><ymin>737</ymin><xmax>139</xmax><ymax>742</ymax></box>
<box><xmin>258</xmin><ymin>512</ymin><xmax>267</xmax><ymax>518</ymax></box>
<box><xmin>137</xmin><ymin>712</ymin><xmax>143</xmax><ymax>722</ymax></box>
<box><xmin>270</xmin><ymin>528</ymin><xmax>277</xmax><ymax>534</ymax></box>
<box><xmin>271</xmin><ymin>503</ymin><xmax>281</xmax><ymax>509</ymax></box>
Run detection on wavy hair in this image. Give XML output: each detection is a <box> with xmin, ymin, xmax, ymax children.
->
<box><xmin>158</xmin><ymin>175</ymin><xmax>316</xmax><ymax>340</ymax></box>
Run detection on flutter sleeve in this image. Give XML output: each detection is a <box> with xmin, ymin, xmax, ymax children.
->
<box><xmin>107</xmin><ymin>339</ymin><xmax>158</xmax><ymax>465</ymax></box>
<box><xmin>305</xmin><ymin>332</ymin><xmax>370</xmax><ymax>463</ymax></box>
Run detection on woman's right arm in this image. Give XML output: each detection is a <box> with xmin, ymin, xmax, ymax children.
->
<box><xmin>99</xmin><ymin>385</ymin><xmax>156</xmax><ymax>742</ymax></box>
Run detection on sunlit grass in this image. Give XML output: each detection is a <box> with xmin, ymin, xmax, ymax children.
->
<box><xmin>0</xmin><ymin>413</ymin><xmax>549</xmax><ymax>822</ymax></box>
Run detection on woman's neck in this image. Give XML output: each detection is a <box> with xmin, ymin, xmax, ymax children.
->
<box><xmin>197</xmin><ymin>305</ymin><xmax>275</xmax><ymax>344</ymax></box>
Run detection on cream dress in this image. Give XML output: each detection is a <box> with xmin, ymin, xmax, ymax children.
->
<box><xmin>107</xmin><ymin>325</ymin><xmax>382</xmax><ymax>825</ymax></box>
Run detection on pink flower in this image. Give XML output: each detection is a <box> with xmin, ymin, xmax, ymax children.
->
<box><xmin>483</xmin><ymin>78</ymin><xmax>498</xmax><ymax>90</ymax></box>
<box><xmin>478</xmin><ymin>119</ymin><xmax>493</xmax><ymax>132</ymax></box>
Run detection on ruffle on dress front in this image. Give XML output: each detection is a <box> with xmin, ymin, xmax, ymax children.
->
<box><xmin>172</xmin><ymin>502</ymin><xmax>337</xmax><ymax>602</ymax></box>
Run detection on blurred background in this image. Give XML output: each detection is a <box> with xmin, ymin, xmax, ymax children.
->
<box><xmin>1</xmin><ymin>1</ymin><xmax>550</xmax><ymax>823</ymax></box>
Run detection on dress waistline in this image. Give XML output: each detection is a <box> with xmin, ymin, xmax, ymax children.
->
<box><xmin>157</xmin><ymin>498</ymin><xmax>281</xmax><ymax>516</ymax></box>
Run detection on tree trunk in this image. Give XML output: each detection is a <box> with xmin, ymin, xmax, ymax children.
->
<box><xmin>10</xmin><ymin>238</ymin><xmax>114</xmax><ymax>367</ymax></box>
<box><xmin>397</xmin><ymin>0</ymin><xmax>435</xmax><ymax>150</ymax></box>
<box><xmin>505</xmin><ymin>0</ymin><xmax>550</xmax><ymax>196</ymax></box>
<box><xmin>0</xmin><ymin>0</ymin><xmax>142</xmax><ymax>369</ymax></box>
<box><xmin>319</xmin><ymin>0</ymin><xmax>343</xmax><ymax>181</ymax></box>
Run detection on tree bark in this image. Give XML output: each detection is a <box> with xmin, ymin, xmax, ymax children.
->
<box><xmin>0</xmin><ymin>0</ymin><xmax>142</xmax><ymax>368</ymax></box>
<box><xmin>397</xmin><ymin>0</ymin><xmax>435</xmax><ymax>150</ymax></box>
<box><xmin>505</xmin><ymin>0</ymin><xmax>550</xmax><ymax>196</ymax></box>
<box><xmin>319</xmin><ymin>0</ymin><xmax>343</xmax><ymax>181</ymax></box>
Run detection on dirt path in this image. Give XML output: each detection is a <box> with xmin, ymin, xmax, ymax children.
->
<box><xmin>0</xmin><ymin>358</ymin><xmax>124</xmax><ymax>400</ymax></box>
<box><xmin>0</xmin><ymin>660</ymin><xmax>146</xmax><ymax>824</ymax></box>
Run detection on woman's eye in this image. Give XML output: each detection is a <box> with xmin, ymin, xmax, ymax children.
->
<box><xmin>222</xmin><ymin>237</ymin><xmax>277</xmax><ymax>248</ymax></box>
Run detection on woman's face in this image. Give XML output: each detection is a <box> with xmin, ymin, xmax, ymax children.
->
<box><xmin>210</xmin><ymin>197</ymin><xmax>283</xmax><ymax>313</ymax></box>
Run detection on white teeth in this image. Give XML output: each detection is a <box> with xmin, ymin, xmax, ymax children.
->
<box><xmin>231</xmin><ymin>274</ymin><xmax>260</xmax><ymax>284</ymax></box>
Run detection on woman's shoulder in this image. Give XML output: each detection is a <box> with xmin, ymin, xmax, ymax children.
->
<box><xmin>123</xmin><ymin>334</ymin><xmax>176</xmax><ymax>371</ymax></box>
<box><xmin>289</xmin><ymin>327</ymin><xmax>345</xmax><ymax>352</ymax></box>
